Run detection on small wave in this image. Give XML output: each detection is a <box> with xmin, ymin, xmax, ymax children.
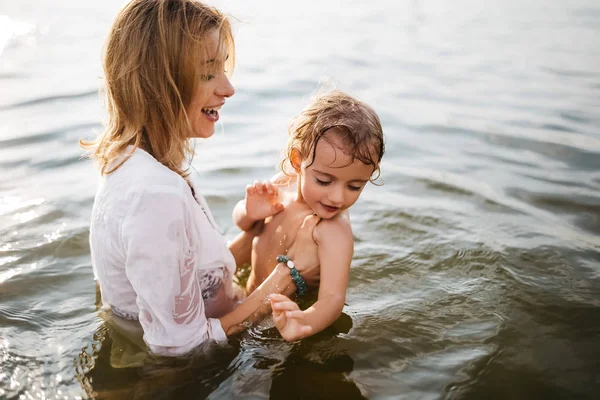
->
<box><xmin>559</xmin><ymin>111</ymin><xmax>591</xmax><ymax>124</ymax></box>
<box><xmin>0</xmin><ymin>228</ymin><xmax>90</xmax><ymax>280</ymax></box>
<box><xmin>421</xmin><ymin>122</ymin><xmax>600</xmax><ymax>154</ymax></box>
<box><xmin>0</xmin><ymin>196</ymin><xmax>44</xmax><ymax>217</ymax></box>
<box><xmin>30</xmin><ymin>155</ymin><xmax>86</xmax><ymax>171</ymax></box>
<box><xmin>379</xmin><ymin>164</ymin><xmax>600</xmax><ymax>249</ymax></box>
<box><xmin>0</xmin><ymin>208</ymin><xmax>65</xmax><ymax>236</ymax></box>
<box><xmin>540</xmin><ymin>66</ymin><xmax>600</xmax><ymax>79</ymax></box>
<box><xmin>384</xmin><ymin>164</ymin><xmax>507</xmax><ymax>207</ymax></box>
<box><xmin>431</xmin><ymin>248</ymin><xmax>505</xmax><ymax>274</ymax></box>
<box><xmin>508</xmin><ymin>188</ymin><xmax>600</xmax><ymax>235</ymax></box>
<box><xmin>0</xmin><ymin>305</ymin><xmax>53</xmax><ymax>330</ymax></box>
<box><xmin>0</xmin><ymin>122</ymin><xmax>100</xmax><ymax>149</ymax></box>
<box><xmin>0</xmin><ymin>90</ymin><xmax>98</xmax><ymax>111</ymax></box>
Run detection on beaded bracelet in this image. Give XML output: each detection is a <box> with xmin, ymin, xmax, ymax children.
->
<box><xmin>276</xmin><ymin>254</ymin><xmax>308</xmax><ymax>296</ymax></box>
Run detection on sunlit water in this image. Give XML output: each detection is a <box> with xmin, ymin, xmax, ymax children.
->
<box><xmin>1</xmin><ymin>0</ymin><xmax>599</xmax><ymax>399</ymax></box>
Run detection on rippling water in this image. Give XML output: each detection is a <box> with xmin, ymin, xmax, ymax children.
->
<box><xmin>1</xmin><ymin>0</ymin><xmax>599</xmax><ymax>398</ymax></box>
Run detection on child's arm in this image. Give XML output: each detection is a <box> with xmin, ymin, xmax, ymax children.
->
<box><xmin>220</xmin><ymin>215</ymin><xmax>321</xmax><ymax>336</ymax></box>
<box><xmin>270</xmin><ymin>219</ymin><xmax>353</xmax><ymax>341</ymax></box>
<box><xmin>233</xmin><ymin>180</ymin><xmax>284</xmax><ymax>231</ymax></box>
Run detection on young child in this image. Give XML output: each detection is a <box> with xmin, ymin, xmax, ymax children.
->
<box><xmin>233</xmin><ymin>90</ymin><xmax>385</xmax><ymax>341</ymax></box>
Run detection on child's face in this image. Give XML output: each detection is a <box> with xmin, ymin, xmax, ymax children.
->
<box><xmin>298</xmin><ymin>134</ymin><xmax>376</xmax><ymax>219</ymax></box>
<box><xmin>188</xmin><ymin>30</ymin><xmax>235</xmax><ymax>139</ymax></box>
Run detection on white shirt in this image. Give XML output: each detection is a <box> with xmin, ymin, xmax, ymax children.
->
<box><xmin>89</xmin><ymin>146</ymin><xmax>236</xmax><ymax>356</ymax></box>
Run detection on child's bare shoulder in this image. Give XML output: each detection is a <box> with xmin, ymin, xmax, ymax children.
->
<box><xmin>271</xmin><ymin>172</ymin><xmax>296</xmax><ymax>187</ymax></box>
<box><xmin>314</xmin><ymin>213</ymin><xmax>353</xmax><ymax>247</ymax></box>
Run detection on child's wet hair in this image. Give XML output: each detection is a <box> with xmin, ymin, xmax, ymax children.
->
<box><xmin>280</xmin><ymin>90</ymin><xmax>385</xmax><ymax>182</ymax></box>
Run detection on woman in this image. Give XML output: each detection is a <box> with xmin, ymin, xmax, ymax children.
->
<box><xmin>82</xmin><ymin>0</ymin><xmax>321</xmax><ymax>357</ymax></box>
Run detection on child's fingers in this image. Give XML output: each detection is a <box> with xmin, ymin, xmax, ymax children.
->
<box><xmin>285</xmin><ymin>310</ymin><xmax>304</xmax><ymax>319</ymax></box>
<box><xmin>269</xmin><ymin>296</ymin><xmax>291</xmax><ymax>312</ymax></box>
<box><xmin>247</xmin><ymin>180</ymin><xmax>280</xmax><ymax>198</ymax></box>
<box><xmin>270</xmin><ymin>299</ymin><xmax>284</xmax><ymax>315</ymax></box>
<box><xmin>270</xmin><ymin>295</ymin><xmax>299</xmax><ymax>312</ymax></box>
<box><xmin>271</xmin><ymin>300</ymin><xmax>299</xmax><ymax>312</ymax></box>
<box><xmin>271</xmin><ymin>307</ymin><xmax>284</xmax><ymax>319</ymax></box>
<box><xmin>264</xmin><ymin>181</ymin><xmax>275</xmax><ymax>195</ymax></box>
<box><xmin>261</xmin><ymin>180</ymin><xmax>273</xmax><ymax>194</ymax></box>
<box><xmin>265</xmin><ymin>182</ymin><xmax>279</xmax><ymax>197</ymax></box>
<box><xmin>256</xmin><ymin>181</ymin><xmax>265</xmax><ymax>194</ymax></box>
<box><xmin>272</xmin><ymin>202</ymin><xmax>284</xmax><ymax>214</ymax></box>
<box><xmin>269</xmin><ymin>293</ymin><xmax>290</xmax><ymax>302</ymax></box>
<box><xmin>301</xmin><ymin>326</ymin><xmax>313</xmax><ymax>335</ymax></box>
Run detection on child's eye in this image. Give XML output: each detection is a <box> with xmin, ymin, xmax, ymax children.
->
<box><xmin>348</xmin><ymin>185</ymin><xmax>362</xmax><ymax>192</ymax></box>
<box><xmin>315</xmin><ymin>178</ymin><xmax>331</xmax><ymax>186</ymax></box>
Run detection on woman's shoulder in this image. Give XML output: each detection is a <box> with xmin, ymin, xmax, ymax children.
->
<box><xmin>109</xmin><ymin>146</ymin><xmax>188</xmax><ymax>196</ymax></box>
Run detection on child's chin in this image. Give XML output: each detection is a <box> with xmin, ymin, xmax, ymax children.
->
<box><xmin>315</xmin><ymin>211</ymin><xmax>338</xmax><ymax>220</ymax></box>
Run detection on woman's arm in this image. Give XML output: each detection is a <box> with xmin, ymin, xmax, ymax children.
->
<box><xmin>270</xmin><ymin>219</ymin><xmax>353</xmax><ymax>341</ymax></box>
<box><xmin>232</xmin><ymin>198</ymin><xmax>257</xmax><ymax>232</ymax></box>
<box><xmin>227</xmin><ymin>222</ymin><xmax>263</xmax><ymax>268</ymax></box>
<box><xmin>120</xmin><ymin>190</ymin><xmax>227</xmax><ymax>356</ymax></box>
<box><xmin>220</xmin><ymin>263</ymin><xmax>295</xmax><ymax>335</ymax></box>
<box><xmin>219</xmin><ymin>214</ymin><xmax>321</xmax><ymax>336</ymax></box>
<box><xmin>119</xmin><ymin>189</ymin><xmax>318</xmax><ymax>354</ymax></box>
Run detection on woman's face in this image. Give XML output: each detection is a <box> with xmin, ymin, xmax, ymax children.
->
<box><xmin>187</xmin><ymin>30</ymin><xmax>235</xmax><ymax>139</ymax></box>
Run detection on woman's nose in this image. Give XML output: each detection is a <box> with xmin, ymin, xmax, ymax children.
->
<box><xmin>218</xmin><ymin>75</ymin><xmax>235</xmax><ymax>98</ymax></box>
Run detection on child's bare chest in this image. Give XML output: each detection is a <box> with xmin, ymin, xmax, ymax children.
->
<box><xmin>250</xmin><ymin>205</ymin><xmax>314</xmax><ymax>285</ymax></box>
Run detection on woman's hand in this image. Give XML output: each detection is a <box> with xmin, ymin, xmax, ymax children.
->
<box><xmin>244</xmin><ymin>180</ymin><xmax>284</xmax><ymax>222</ymax></box>
<box><xmin>270</xmin><ymin>293</ymin><xmax>312</xmax><ymax>341</ymax></box>
<box><xmin>286</xmin><ymin>214</ymin><xmax>321</xmax><ymax>288</ymax></box>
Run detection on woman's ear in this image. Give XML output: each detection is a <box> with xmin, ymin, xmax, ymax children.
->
<box><xmin>290</xmin><ymin>147</ymin><xmax>302</xmax><ymax>172</ymax></box>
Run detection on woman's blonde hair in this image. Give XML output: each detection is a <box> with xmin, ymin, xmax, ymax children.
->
<box><xmin>280</xmin><ymin>90</ymin><xmax>385</xmax><ymax>182</ymax></box>
<box><xmin>81</xmin><ymin>0</ymin><xmax>235</xmax><ymax>177</ymax></box>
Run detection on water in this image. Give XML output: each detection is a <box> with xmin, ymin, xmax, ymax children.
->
<box><xmin>1</xmin><ymin>0</ymin><xmax>599</xmax><ymax>398</ymax></box>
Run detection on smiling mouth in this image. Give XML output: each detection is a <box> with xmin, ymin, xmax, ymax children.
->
<box><xmin>320</xmin><ymin>203</ymin><xmax>339</xmax><ymax>213</ymax></box>
<box><xmin>201</xmin><ymin>105</ymin><xmax>222</xmax><ymax>122</ymax></box>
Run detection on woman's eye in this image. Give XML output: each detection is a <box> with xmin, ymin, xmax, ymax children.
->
<box><xmin>348</xmin><ymin>185</ymin><xmax>362</xmax><ymax>192</ymax></box>
<box><xmin>315</xmin><ymin>178</ymin><xmax>331</xmax><ymax>186</ymax></box>
<box><xmin>201</xmin><ymin>74</ymin><xmax>216</xmax><ymax>81</ymax></box>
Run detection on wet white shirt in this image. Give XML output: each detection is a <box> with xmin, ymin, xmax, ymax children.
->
<box><xmin>89</xmin><ymin>146</ymin><xmax>236</xmax><ymax>356</ymax></box>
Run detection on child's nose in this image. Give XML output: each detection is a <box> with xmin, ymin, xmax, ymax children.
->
<box><xmin>328</xmin><ymin>185</ymin><xmax>345</xmax><ymax>205</ymax></box>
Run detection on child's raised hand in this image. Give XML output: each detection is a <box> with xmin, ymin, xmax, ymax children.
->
<box><xmin>245</xmin><ymin>180</ymin><xmax>284</xmax><ymax>221</ymax></box>
<box><xmin>269</xmin><ymin>293</ymin><xmax>312</xmax><ymax>341</ymax></box>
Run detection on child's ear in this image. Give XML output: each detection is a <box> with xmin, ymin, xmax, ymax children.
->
<box><xmin>290</xmin><ymin>147</ymin><xmax>302</xmax><ymax>172</ymax></box>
